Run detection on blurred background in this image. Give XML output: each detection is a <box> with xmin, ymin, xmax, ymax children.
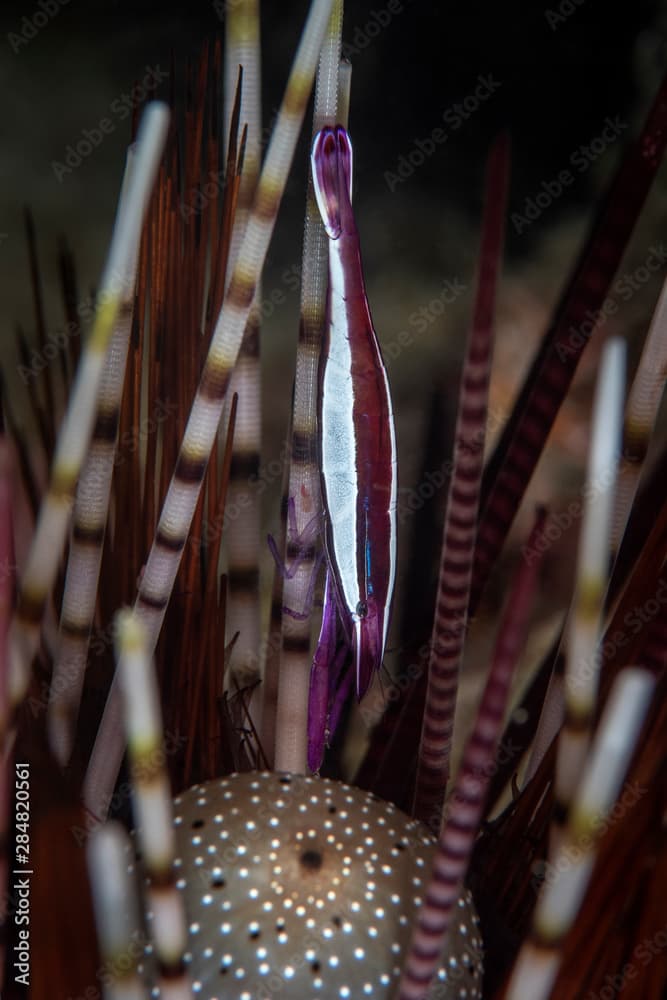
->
<box><xmin>1</xmin><ymin>0</ymin><xmax>667</xmax><ymax>757</ymax></box>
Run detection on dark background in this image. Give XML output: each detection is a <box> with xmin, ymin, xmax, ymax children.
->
<box><xmin>1</xmin><ymin>0</ymin><xmax>665</xmax><ymax>290</ymax></box>
<box><xmin>1</xmin><ymin>0</ymin><xmax>667</xmax><ymax>639</ymax></box>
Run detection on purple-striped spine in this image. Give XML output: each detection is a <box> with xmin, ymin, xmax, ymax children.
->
<box><xmin>398</xmin><ymin>508</ymin><xmax>546</xmax><ymax>999</ymax></box>
<box><xmin>413</xmin><ymin>134</ymin><xmax>508</xmax><ymax>830</ymax></box>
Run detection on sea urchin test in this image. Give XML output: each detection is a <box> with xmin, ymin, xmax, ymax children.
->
<box><xmin>166</xmin><ymin>771</ymin><xmax>482</xmax><ymax>999</ymax></box>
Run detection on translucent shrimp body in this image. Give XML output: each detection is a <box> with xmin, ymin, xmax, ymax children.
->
<box><xmin>312</xmin><ymin>125</ymin><xmax>397</xmax><ymax>698</ymax></box>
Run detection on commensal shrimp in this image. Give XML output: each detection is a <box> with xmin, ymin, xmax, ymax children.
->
<box><xmin>311</xmin><ymin>124</ymin><xmax>397</xmax><ymax>710</ymax></box>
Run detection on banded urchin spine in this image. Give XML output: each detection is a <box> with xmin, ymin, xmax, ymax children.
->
<box><xmin>2</xmin><ymin>3</ymin><xmax>667</xmax><ymax>1000</ymax></box>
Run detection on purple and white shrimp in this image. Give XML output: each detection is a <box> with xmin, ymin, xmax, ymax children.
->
<box><xmin>311</xmin><ymin>124</ymin><xmax>397</xmax><ymax>702</ymax></box>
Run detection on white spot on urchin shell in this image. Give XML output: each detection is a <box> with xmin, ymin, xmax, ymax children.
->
<box><xmin>161</xmin><ymin>771</ymin><xmax>483</xmax><ymax>998</ymax></box>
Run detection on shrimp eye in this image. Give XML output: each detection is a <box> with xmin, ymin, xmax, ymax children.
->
<box><xmin>356</xmin><ymin>600</ymin><xmax>368</xmax><ymax>618</ymax></box>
